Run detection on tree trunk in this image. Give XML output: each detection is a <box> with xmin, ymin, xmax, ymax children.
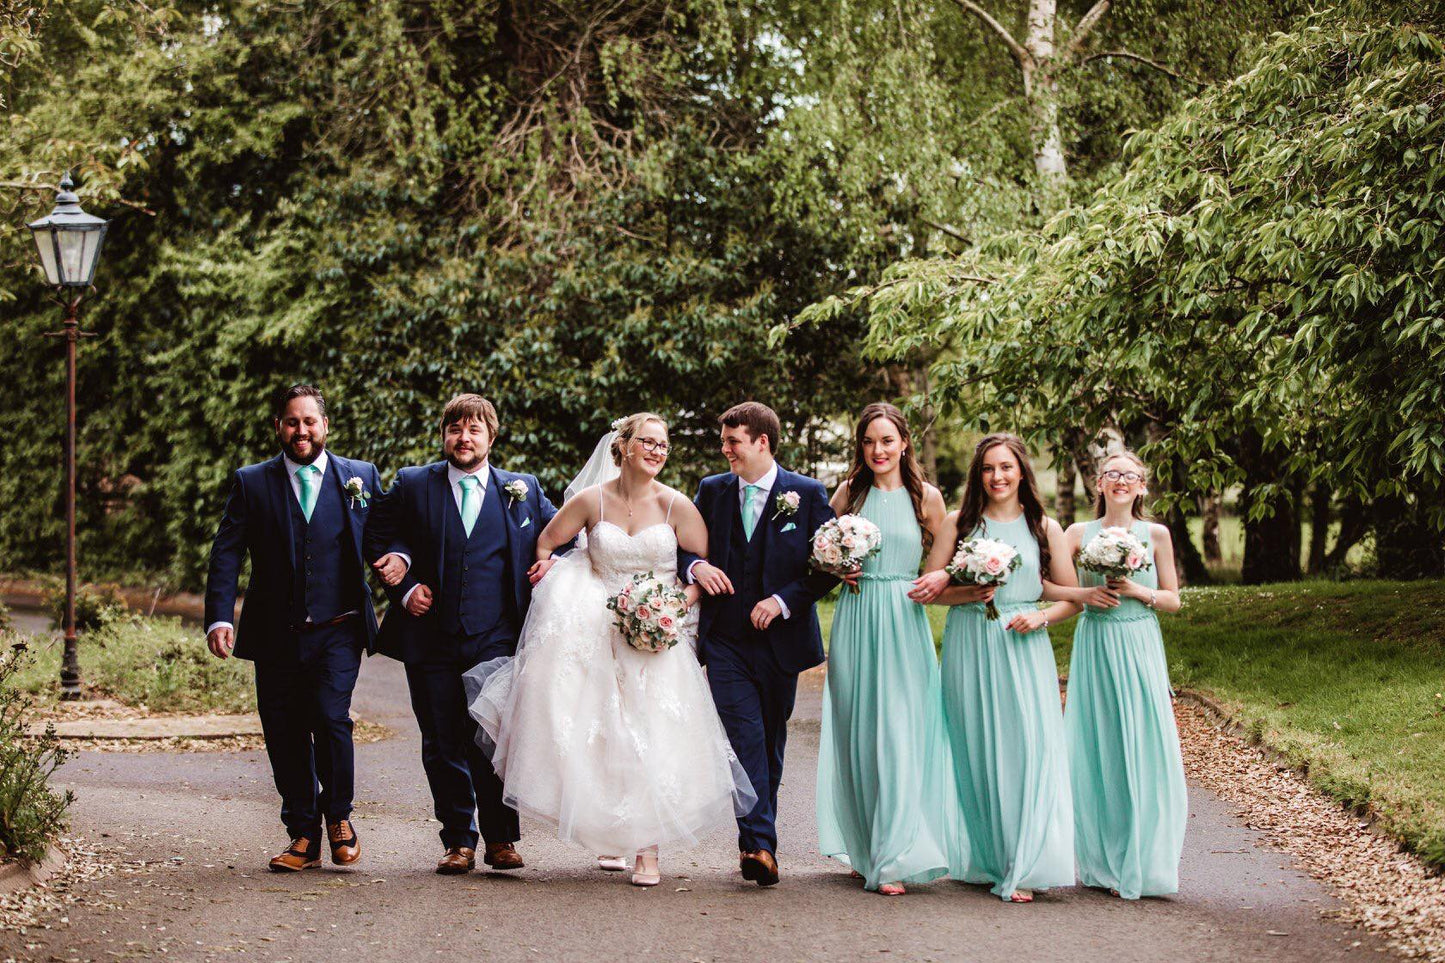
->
<box><xmin>1200</xmin><ymin>492</ymin><xmax>1222</xmax><ymax>564</ymax></box>
<box><xmin>1323</xmin><ymin>495</ymin><xmax>1369</xmax><ymax>571</ymax></box>
<box><xmin>1024</xmin><ymin>0</ymin><xmax>1067</xmax><ymax>209</ymax></box>
<box><xmin>918</xmin><ymin>365</ymin><xmax>939</xmax><ymax>483</ymax></box>
<box><xmin>1238</xmin><ymin>431</ymin><xmax>1301</xmax><ymax>584</ymax></box>
<box><xmin>1166</xmin><ymin>506</ymin><xmax>1208</xmax><ymax>587</ymax></box>
<box><xmin>1373</xmin><ymin>492</ymin><xmax>1445</xmax><ymax>579</ymax></box>
<box><xmin>1055</xmin><ymin>446</ymin><xmax>1076</xmax><ymax>527</ymax></box>
<box><xmin>1306</xmin><ymin>484</ymin><xmax>1331</xmax><ymax>575</ymax></box>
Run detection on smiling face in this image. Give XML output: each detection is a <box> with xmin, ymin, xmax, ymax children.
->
<box><xmin>979</xmin><ymin>442</ymin><xmax>1021</xmax><ymax>506</ymax></box>
<box><xmin>721</xmin><ymin>424</ymin><xmax>771</xmax><ymax>480</ymax></box>
<box><xmin>443</xmin><ymin>417</ymin><xmax>492</xmax><ymax>472</ymax></box>
<box><xmin>275</xmin><ymin>395</ymin><xmax>328</xmax><ymax>465</ymax></box>
<box><xmin>861</xmin><ymin>416</ymin><xmax>905</xmax><ymax>478</ymax></box>
<box><xmin>624</xmin><ymin>419</ymin><xmax>670</xmax><ymax>479</ymax></box>
<box><xmin>1097</xmin><ymin>454</ymin><xmax>1148</xmax><ymax>510</ymax></box>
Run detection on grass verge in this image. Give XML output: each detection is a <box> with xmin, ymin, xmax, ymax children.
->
<box><xmin>13</xmin><ymin>615</ymin><xmax>255</xmax><ymax>715</ymax></box>
<box><xmin>819</xmin><ymin>579</ymin><xmax>1445</xmax><ymax>868</ymax></box>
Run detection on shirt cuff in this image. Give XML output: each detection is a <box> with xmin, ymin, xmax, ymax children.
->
<box><xmin>771</xmin><ymin>594</ymin><xmax>791</xmax><ymax>620</ymax></box>
<box><xmin>401</xmin><ymin>585</ymin><xmax>419</xmax><ymax>609</ymax></box>
<box><xmin>392</xmin><ymin>552</ymin><xmax>412</xmax><ymax>570</ymax></box>
<box><xmin>685</xmin><ymin>559</ymin><xmax>705</xmax><ymax>585</ymax></box>
<box><xmin>206</xmin><ymin>621</ymin><xmax>233</xmax><ymax>637</ymax></box>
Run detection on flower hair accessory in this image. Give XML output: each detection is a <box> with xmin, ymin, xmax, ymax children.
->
<box><xmin>503</xmin><ymin>479</ymin><xmax>529</xmax><ymax>505</ymax></box>
<box><xmin>610</xmin><ymin>417</ymin><xmax>626</xmax><ymax>431</ymax></box>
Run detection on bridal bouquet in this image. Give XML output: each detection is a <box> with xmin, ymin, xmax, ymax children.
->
<box><xmin>1077</xmin><ymin>526</ymin><xmax>1153</xmax><ymax>580</ymax></box>
<box><xmin>809</xmin><ymin>514</ymin><xmax>883</xmax><ymax>593</ymax></box>
<box><xmin>607</xmin><ymin>572</ymin><xmax>688</xmax><ymax>653</ymax></box>
<box><xmin>946</xmin><ymin>538</ymin><xmax>1021</xmax><ymax>620</ymax></box>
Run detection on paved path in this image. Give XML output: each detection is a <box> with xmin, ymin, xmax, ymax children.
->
<box><xmin>3</xmin><ymin>657</ymin><xmax>1395</xmax><ymax>962</ymax></box>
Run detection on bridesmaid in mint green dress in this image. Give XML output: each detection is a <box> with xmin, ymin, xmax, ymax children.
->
<box><xmin>1059</xmin><ymin>451</ymin><xmax>1187</xmax><ymax>899</ymax></box>
<box><xmin>914</xmin><ymin>433</ymin><xmax>1081</xmax><ymax>902</ymax></box>
<box><xmin>817</xmin><ymin>404</ymin><xmax>955</xmax><ymax>896</ymax></box>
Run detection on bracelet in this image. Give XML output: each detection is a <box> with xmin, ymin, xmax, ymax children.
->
<box><xmin>1042</xmin><ymin>617</ymin><xmax>1050</xmax><ymax>629</ymax></box>
<box><xmin>1148</xmin><ymin>590</ymin><xmax>1157</xmax><ymax>609</ymax></box>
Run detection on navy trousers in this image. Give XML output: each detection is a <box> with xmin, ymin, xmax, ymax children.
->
<box><xmin>706</xmin><ymin>631</ymin><xmax>798</xmax><ymax>855</ymax></box>
<box><xmin>253</xmin><ymin>619</ymin><xmax>364</xmax><ymax>840</ymax></box>
<box><xmin>404</xmin><ymin>630</ymin><xmax>520</xmax><ymax>850</ymax></box>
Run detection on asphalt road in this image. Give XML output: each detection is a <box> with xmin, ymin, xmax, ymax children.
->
<box><xmin>3</xmin><ymin>654</ymin><xmax>1396</xmax><ymax>963</ymax></box>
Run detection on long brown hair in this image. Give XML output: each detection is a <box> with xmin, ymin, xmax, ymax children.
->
<box><xmin>957</xmin><ymin>433</ymin><xmax>1051</xmax><ymax>573</ymax></box>
<box><xmin>1092</xmin><ymin>450</ymin><xmax>1152</xmax><ymax>520</ymax></box>
<box><xmin>843</xmin><ymin>403</ymin><xmax>932</xmax><ymax>550</ymax></box>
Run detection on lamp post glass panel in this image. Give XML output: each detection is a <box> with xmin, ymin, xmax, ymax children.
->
<box><xmin>27</xmin><ymin>173</ymin><xmax>108</xmax><ymax>700</ymax></box>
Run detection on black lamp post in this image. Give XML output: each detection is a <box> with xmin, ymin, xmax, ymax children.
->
<box><xmin>27</xmin><ymin>173</ymin><xmax>108</xmax><ymax>700</ymax></box>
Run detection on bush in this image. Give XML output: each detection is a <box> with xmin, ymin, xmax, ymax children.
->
<box><xmin>0</xmin><ymin>639</ymin><xmax>73</xmax><ymax>864</ymax></box>
<box><xmin>40</xmin><ymin>580</ymin><xmax>127</xmax><ymax>633</ymax></box>
<box><xmin>0</xmin><ymin>599</ymin><xmax>12</xmax><ymax>635</ymax></box>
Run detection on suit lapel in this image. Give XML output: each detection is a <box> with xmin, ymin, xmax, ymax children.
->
<box><xmin>329</xmin><ymin>455</ymin><xmax>362</xmax><ymax>564</ymax></box>
<box><xmin>429</xmin><ymin>462</ymin><xmax>449</xmax><ymax>579</ymax></box>
<box><xmin>711</xmin><ymin>474</ymin><xmax>739</xmax><ymax>570</ymax></box>
<box><xmin>267</xmin><ymin>455</ymin><xmax>295</xmax><ymax>574</ymax></box>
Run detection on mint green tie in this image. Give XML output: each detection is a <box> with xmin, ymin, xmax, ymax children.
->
<box><xmin>297</xmin><ymin>465</ymin><xmax>320</xmax><ymax>522</ymax></box>
<box><xmin>742</xmin><ymin>484</ymin><xmax>761</xmax><ymax>540</ymax></box>
<box><xmin>458</xmin><ymin>474</ymin><xmax>482</xmax><ymax>537</ymax></box>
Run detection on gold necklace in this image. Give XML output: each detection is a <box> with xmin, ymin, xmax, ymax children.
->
<box><xmin>617</xmin><ymin>479</ymin><xmax>635</xmax><ymax>517</ymax></box>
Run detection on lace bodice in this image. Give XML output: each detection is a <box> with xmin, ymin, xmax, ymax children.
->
<box><xmin>587</xmin><ymin>521</ymin><xmax>680</xmax><ymax>592</ymax></box>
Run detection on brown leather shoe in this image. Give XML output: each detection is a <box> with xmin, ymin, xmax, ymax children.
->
<box><xmin>269</xmin><ymin>837</ymin><xmax>321</xmax><ymax>872</ymax></box>
<box><xmin>483</xmin><ymin>842</ymin><xmax>525</xmax><ymax>870</ymax></box>
<box><xmin>436</xmin><ymin>846</ymin><xmax>476</xmax><ymax>875</ymax></box>
<box><xmin>740</xmin><ymin>849</ymin><xmax>780</xmax><ymax>886</ymax></box>
<box><xmin>327</xmin><ymin>818</ymin><xmax>360</xmax><ymax>865</ymax></box>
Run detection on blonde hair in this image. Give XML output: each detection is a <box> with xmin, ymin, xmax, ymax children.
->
<box><xmin>1093</xmin><ymin>449</ymin><xmax>1151</xmax><ymax>519</ymax></box>
<box><xmin>609</xmin><ymin>412</ymin><xmax>668</xmax><ymax>466</ymax></box>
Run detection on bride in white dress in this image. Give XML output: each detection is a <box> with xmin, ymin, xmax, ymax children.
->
<box><xmin>463</xmin><ymin>412</ymin><xmax>754</xmax><ymax>886</ymax></box>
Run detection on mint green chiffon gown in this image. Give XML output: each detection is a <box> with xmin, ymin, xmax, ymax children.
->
<box><xmin>1065</xmin><ymin>519</ymin><xmax>1187</xmax><ymax>899</ymax></box>
<box><xmin>816</xmin><ymin>487</ymin><xmax>956</xmax><ymax>890</ymax></box>
<box><xmin>940</xmin><ymin>513</ymin><xmax>1074</xmax><ymax>899</ymax></box>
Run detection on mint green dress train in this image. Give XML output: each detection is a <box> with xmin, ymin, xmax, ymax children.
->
<box><xmin>940</xmin><ymin>513</ymin><xmax>1074</xmax><ymax>898</ymax></box>
<box><xmin>816</xmin><ymin>486</ymin><xmax>955</xmax><ymax>890</ymax></box>
<box><xmin>1065</xmin><ymin>519</ymin><xmax>1187</xmax><ymax>899</ymax></box>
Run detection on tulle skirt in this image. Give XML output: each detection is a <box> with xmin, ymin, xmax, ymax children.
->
<box><xmin>463</xmin><ymin>548</ymin><xmax>755</xmax><ymax>855</ymax></box>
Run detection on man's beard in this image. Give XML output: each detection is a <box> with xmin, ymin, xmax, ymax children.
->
<box><xmin>283</xmin><ymin>437</ymin><xmax>326</xmax><ymax>465</ymax></box>
<box><xmin>447</xmin><ymin>448</ymin><xmax>485</xmax><ymax>472</ymax></box>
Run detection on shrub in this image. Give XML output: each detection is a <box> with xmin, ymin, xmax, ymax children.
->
<box><xmin>0</xmin><ymin>639</ymin><xmax>73</xmax><ymax>864</ymax></box>
<box><xmin>40</xmin><ymin>580</ymin><xmax>127</xmax><ymax>633</ymax></box>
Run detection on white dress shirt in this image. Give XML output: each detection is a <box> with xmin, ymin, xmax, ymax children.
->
<box><xmin>206</xmin><ymin>451</ymin><xmax>335</xmax><ymax>637</ymax></box>
<box><xmin>688</xmin><ymin>461</ymin><xmax>790</xmax><ymax>620</ymax></box>
<box><xmin>396</xmin><ymin>463</ymin><xmax>489</xmax><ymax>608</ymax></box>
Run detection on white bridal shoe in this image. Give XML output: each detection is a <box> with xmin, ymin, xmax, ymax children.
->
<box><xmin>597</xmin><ymin>855</ymin><xmax>628</xmax><ymax>872</ymax></box>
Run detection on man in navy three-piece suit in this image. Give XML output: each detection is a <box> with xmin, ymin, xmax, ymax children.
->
<box><xmin>680</xmin><ymin>401</ymin><xmax>838</xmax><ymax>887</ymax></box>
<box><xmin>205</xmin><ymin>384</ymin><xmax>379</xmax><ymax>872</ymax></box>
<box><xmin>364</xmin><ymin>393</ymin><xmax>562</xmax><ymax>876</ymax></box>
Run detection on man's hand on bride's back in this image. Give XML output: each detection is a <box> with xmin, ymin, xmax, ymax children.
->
<box><xmin>692</xmin><ymin>561</ymin><xmax>734</xmax><ymax>596</ymax></box>
<box><xmin>528</xmin><ymin>557</ymin><xmax>558</xmax><ymax>585</ymax></box>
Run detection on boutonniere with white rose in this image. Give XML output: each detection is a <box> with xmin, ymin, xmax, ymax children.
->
<box><xmin>344</xmin><ymin>477</ymin><xmax>371</xmax><ymax>510</ymax></box>
<box><xmin>503</xmin><ymin>479</ymin><xmax>529</xmax><ymax>506</ymax></box>
<box><xmin>772</xmin><ymin>490</ymin><xmax>801</xmax><ymax>521</ymax></box>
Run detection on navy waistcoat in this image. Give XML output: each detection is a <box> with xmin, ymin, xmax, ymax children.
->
<box><xmin>713</xmin><ymin>499</ymin><xmax>768</xmax><ymax>642</ymax></box>
<box><xmin>287</xmin><ymin>471</ymin><xmax>363</xmax><ymax>625</ymax></box>
<box><xmin>438</xmin><ymin>482</ymin><xmax>512</xmax><ymax>638</ymax></box>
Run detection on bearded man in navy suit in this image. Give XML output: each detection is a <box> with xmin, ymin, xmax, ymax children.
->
<box><xmin>205</xmin><ymin>384</ymin><xmax>380</xmax><ymax>872</ymax></box>
<box><xmin>679</xmin><ymin>402</ymin><xmax>838</xmax><ymax>887</ymax></box>
<box><xmin>365</xmin><ymin>393</ymin><xmax>563</xmax><ymax>875</ymax></box>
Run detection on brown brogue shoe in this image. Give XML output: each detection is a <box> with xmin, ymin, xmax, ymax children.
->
<box><xmin>269</xmin><ymin>837</ymin><xmax>321</xmax><ymax>872</ymax></box>
<box><xmin>327</xmin><ymin>819</ymin><xmax>360</xmax><ymax>865</ymax></box>
<box><xmin>739</xmin><ymin>849</ymin><xmax>780</xmax><ymax>886</ymax></box>
<box><xmin>436</xmin><ymin>846</ymin><xmax>476</xmax><ymax>875</ymax></box>
<box><xmin>483</xmin><ymin>842</ymin><xmax>525</xmax><ymax>870</ymax></box>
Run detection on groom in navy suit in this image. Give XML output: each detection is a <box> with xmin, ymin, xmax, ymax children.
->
<box><xmin>205</xmin><ymin>384</ymin><xmax>380</xmax><ymax>872</ymax></box>
<box><xmin>365</xmin><ymin>393</ymin><xmax>562</xmax><ymax>875</ymax></box>
<box><xmin>681</xmin><ymin>402</ymin><xmax>837</xmax><ymax>886</ymax></box>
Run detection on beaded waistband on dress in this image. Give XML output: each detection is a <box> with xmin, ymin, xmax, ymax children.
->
<box><xmin>857</xmin><ymin>573</ymin><xmax>914</xmax><ymax>582</ymax></box>
<box><xmin>1081</xmin><ymin>609</ymin><xmax>1159</xmax><ymax>624</ymax></box>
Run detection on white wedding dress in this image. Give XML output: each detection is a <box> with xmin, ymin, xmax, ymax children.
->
<box><xmin>463</xmin><ymin>495</ymin><xmax>754</xmax><ymax>855</ymax></box>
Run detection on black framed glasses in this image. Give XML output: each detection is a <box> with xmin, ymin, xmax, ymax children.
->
<box><xmin>1102</xmin><ymin>469</ymin><xmax>1144</xmax><ymax>483</ymax></box>
<box><xmin>636</xmin><ymin>438</ymin><xmax>670</xmax><ymax>455</ymax></box>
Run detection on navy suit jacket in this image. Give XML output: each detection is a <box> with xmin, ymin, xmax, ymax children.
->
<box><xmin>204</xmin><ymin>453</ymin><xmax>382</xmax><ymax>661</ymax></box>
<box><xmin>681</xmin><ymin>467</ymin><xmax>837</xmax><ymax>674</ymax></box>
<box><xmin>363</xmin><ymin>462</ymin><xmax>561</xmax><ymax>663</ymax></box>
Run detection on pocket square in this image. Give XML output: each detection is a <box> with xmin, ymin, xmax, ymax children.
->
<box><xmin>520</xmin><ymin>517</ymin><xmax>532</xmax><ymax>528</ymax></box>
<box><xmin>780</xmin><ymin>522</ymin><xmax>797</xmax><ymax>533</ymax></box>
